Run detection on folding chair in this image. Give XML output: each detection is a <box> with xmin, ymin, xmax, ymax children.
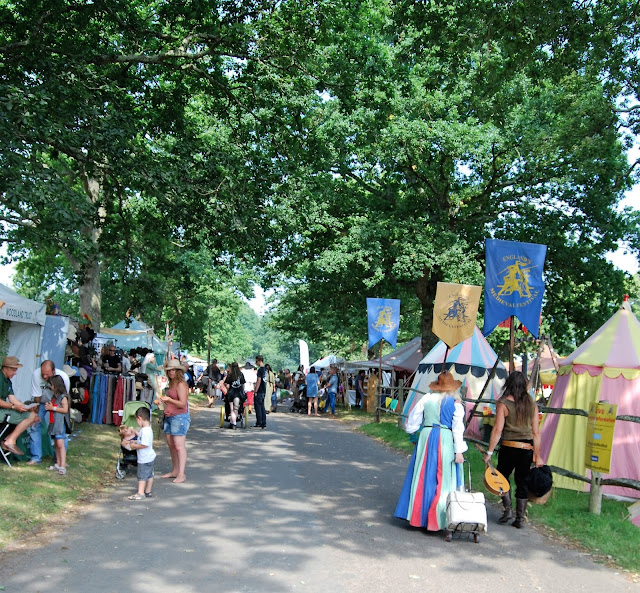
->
<box><xmin>0</xmin><ymin>414</ymin><xmax>13</xmax><ymax>468</ymax></box>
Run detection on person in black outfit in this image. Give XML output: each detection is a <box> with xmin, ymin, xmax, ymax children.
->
<box><xmin>224</xmin><ymin>362</ymin><xmax>246</xmax><ymax>429</ymax></box>
<box><xmin>101</xmin><ymin>344</ymin><xmax>121</xmax><ymax>374</ymax></box>
<box><xmin>253</xmin><ymin>355</ymin><xmax>267</xmax><ymax>428</ymax></box>
<box><xmin>355</xmin><ymin>370</ymin><xmax>366</xmax><ymax>409</ymax></box>
<box><xmin>202</xmin><ymin>359</ymin><xmax>223</xmax><ymax>408</ymax></box>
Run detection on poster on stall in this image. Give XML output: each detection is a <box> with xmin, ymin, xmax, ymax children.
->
<box><xmin>584</xmin><ymin>402</ymin><xmax>617</xmax><ymax>474</ymax></box>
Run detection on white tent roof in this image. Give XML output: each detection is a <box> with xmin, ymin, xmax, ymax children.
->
<box><xmin>0</xmin><ymin>283</ymin><xmax>46</xmax><ymax>325</ymax></box>
<box><xmin>310</xmin><ymin>354</ymin><xmax>345</xmax><ymax>369</ymax></box>
<box><xmin>0</xmin><ymin>283</ymin><xmax>46</xmax><ymax>400</ymax></box>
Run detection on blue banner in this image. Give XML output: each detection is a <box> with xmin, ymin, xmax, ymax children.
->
<box><xmin>367</xmin><ymin>298</ymin><xmax>400</xmax><ymax>349</ymax></box>
<box><xmin>483</xmin><ymin>239</ymin><xmax>547</xmax><ymax>338</ymax></box>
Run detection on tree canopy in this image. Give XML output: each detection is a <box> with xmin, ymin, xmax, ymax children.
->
<box><xmin>1</xmin><ymin>0</ymin><xmax>639</xmax><ymax>360</ymax></box>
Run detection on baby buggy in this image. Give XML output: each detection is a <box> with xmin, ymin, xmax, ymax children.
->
<box><xmin>290</xmin><ymin>383</ymin><xmax>308</xmax><ymax>413</ymax></box>
<box><xmin>115</xmin><ymin>401</ymin><xmax>152</xmax><ymax>479</ymax></box>
<box><xmin>219</xmin><ymin>393</ymin><xmax>249</xmax><ymax>429</ymax></box>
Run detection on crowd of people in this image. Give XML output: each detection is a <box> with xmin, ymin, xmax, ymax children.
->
<box><xmin>4</xmin><ymin>345</ymin><xmax>546</xmax><ymax>531</ymax></box>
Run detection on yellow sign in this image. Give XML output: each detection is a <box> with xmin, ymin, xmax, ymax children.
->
<box><xmin>584</xmin><ymin>402</ymin><xmax>617</xmax><ymax>473</ymax></box>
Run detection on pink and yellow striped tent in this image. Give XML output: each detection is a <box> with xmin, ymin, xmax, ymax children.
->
<box><xmin>540</xmin><ymin>300</ymin><xmax>640</xmax><ymax>498</ymax></box>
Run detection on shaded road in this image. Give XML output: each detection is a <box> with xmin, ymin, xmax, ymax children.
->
<box><xmin>0</xmin><ymin>405</ymin><xmax>636</xmax><ymax>592</ymax></box>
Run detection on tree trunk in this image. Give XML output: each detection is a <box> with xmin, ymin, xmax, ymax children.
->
<box><xmin>416</xmin><ymin>271</ymin><xmax>439</xmax><ymax>354</ymax></box>
<box><xmin>77</xmin><ymin>173</ymin><xmax>105</xmax><ymax>330</ymax></box>
<box><xmin>78</xmin><ymin>258</ymin><xmax>102</xmax><ymax>330</ymax></box>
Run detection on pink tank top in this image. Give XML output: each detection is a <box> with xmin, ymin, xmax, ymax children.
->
<box><xmin>164</xmin><ymin>385</ymin><xmax>188</xmax><ymax>417</ymax></box>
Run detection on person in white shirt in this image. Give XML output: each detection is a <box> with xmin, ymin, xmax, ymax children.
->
<box><xmin>124</xmin><ymin>406</ymin><xmax>156</xmax><ymax>500</ymax></box>
<box><xmin>27</xmin><ymin>360</ymin><xmax>71</xmax><ymax>465</ymax></box>
<box><xmin>241</xmin><ymin>362</ymin><xmax>257</xmax><ymax>415</ymax></box>
<box><xmin>394</xmin><ymin>371</ymin><xmax>467</xmax><ymax>532</ymax></box>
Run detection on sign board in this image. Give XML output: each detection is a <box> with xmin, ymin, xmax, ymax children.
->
<box><xmin>584</xmin><ymin>402</ymin><xmax>617</xmax><ymax>473</ymax></box>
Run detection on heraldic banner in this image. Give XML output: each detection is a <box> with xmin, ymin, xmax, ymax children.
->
<box><xmin>367</xmin><ymin>298</ymin><xmax>400</xmax><ymax>349</ymax></box>
<box><xmin>483</xmin><ymin>239</ymin><xmax>547</xmax><ymax>338</ymax></box>
<box><xmin>432</xmin><ymin>282</ymin><xmax>482</xmax><ymax>348</ymax></box>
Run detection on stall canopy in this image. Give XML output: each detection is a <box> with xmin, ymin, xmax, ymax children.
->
<box><xmin>344</xmin><ymin>360</ymin><xmax>393</xmax><ymax>372</ymax></box>
<box><xmin>310</xmin><ymin>354</ymin><xmax>345</xmax><ymax>369</ymax></box>
<box><xmin>0</xmin><ymin>283</ymin><xmax>46</xmax><ymax>400</ymax></box>
<box><xmin>402</xmin><ymin>326</ymin><xmax>507</xmax><ymax>440</ymax></box>
<box><xmin>381</xmin><ymin>337</ymin><xmax>423</xmax><ymax>373</ymax></box>
<box><xmin>98</xmin><ymin>318</ymin><xmax>168</xmax><ymax>353</ymax></box>
<box><xmin>540</xmin><ymin>301</ymin><xmax>640</xmax><ymax>498</ymax></box>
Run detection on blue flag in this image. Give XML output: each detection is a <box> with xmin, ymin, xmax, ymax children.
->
<box><xmin>483</xmin><ymin>239</ymin><xmax>547</xmax><ymax>338</ymax></box>
<box><xmin>367</xmin><ymin>298</ymin><xmax>400</xmax><ymax>349</ymax></box>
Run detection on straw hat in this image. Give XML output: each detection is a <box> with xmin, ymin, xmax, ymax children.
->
<box><xmin>429</xmin><ymin>371</ymin><xmax>462</xmax><ymax>392</ymax></box>
<box><xmin>1</xmin><ymin>356</ymin><xmax>22</xmax><ymax>369</ymax></box>
<box><xmin>63</xmin><ymin>364</ymin><xmax>76</xmax><ymax>377</ymax></box>
<box><xmin>165</xmin><ymin>359</ymin><xmax>186</xmax><ymax>372</ymax></box>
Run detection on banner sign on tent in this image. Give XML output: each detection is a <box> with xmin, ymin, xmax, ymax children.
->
<box><xmin>585</xmin><ymin>402</ymin><xmax>617</xmax><ymax>474</ymax></box>
<box><xmin>432</xmin><ymin>282</ymin><xmax>482</xmax><ymax>348</ymax></box>
<box><xmin>367</xmin><ymin>298</ymin><xmax>400</xmax><ymax>349</ymax></box>
<box><xmin>483</xmin><ymin>239</ymin><xmax>547</xmax><ymax>338</ymax></box>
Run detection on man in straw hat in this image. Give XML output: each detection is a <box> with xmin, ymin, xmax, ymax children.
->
<box><xmin>394</xmin><ymin>371</ymin><xmax>468</xmax><ymax>532</ymax></box>
<box><xmin>0</xmin><ymin>356</ymin><xmax>39</xmax><ymax>457</ymax></box>
<box><xmin>26</xmin><ymin>360</ymin><xmax>72</xmax><ymax>465</ymax></box>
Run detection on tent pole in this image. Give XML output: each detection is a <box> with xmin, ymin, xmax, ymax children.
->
<box><xmin>464</xmin><ymin>340</ymin><xmax>510</xmax><ymax>429</ymax></box>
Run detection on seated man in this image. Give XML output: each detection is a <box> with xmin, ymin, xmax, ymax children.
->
<box><xmin>0</xmin><ymin>356</ymin><xmax>39</xmax><ymax>457</ymax></box>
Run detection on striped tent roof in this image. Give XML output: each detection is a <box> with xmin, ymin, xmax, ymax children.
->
<box><xmin>419</xmin><ymin>325</ymin><xmax>507</xmax><ymax>379</ymax></box>
<box><xmin>559</xmin><ymin>303</ymin><xmax>640</xmax><ymax>374</ymax></box>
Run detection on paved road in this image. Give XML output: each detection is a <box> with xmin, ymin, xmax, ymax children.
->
<box><xmin>0</xmin><ymin>405</ymin><xmax>637</xmax><ymax>593</ymax></box>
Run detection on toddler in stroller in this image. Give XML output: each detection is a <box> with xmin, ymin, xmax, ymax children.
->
<box><xmin>116</xmin><ymin>401</ymin><xmax>152</xmax><ymax>479</ymax></box>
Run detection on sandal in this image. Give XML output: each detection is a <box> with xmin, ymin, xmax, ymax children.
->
<box><xmin>48</xmin><ymin>464</ymin><xmax>60</xmax><ymax>471</ymax></box>
<box><xmin>58</xmin><ymin>467</ymin><xmax>67</xmax><ymax>475</ymax></box>
<box><xmin>128</xmin><ymin>493</ymin><xmax>145</xmax><ymax>500</ymax></box>
<box><xmin>145</xmin><ymin>492</ymin><xmax>153</xmax><ymax>498</ymax></box>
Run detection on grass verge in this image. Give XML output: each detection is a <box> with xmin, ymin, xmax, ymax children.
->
<box><xmin>355</xmin><ymin>415</ymin><xmax>640</xmax><ymax>575</ymax></box>
<box><xmin>0</xmin><ymin>423</ymin><xmax>120</xmax><ymax>550</ymax></box>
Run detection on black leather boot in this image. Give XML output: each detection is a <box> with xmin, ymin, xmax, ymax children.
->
<box><xmin>512</xmin><ymin>498</ymin><xmax>528</xmax><ymax>528</ymax></box>
<box><xmin>499</xmin><ymin>492</ymin><xmax>514</xmax><ymax>524</ymax></box>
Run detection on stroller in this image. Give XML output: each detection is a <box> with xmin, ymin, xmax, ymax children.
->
<box><xmin>290</xmin><ymin>383</ymin><xmax>308</xmax><ymax>413</ymax></box>
<box><xmin>220</xmin><ymin>393</ymin><xmax>249</xmax><ymax>429</ymax></box>
<box><xmin>115</xmin><ymin>401</ymin><xmax>152</xmax><ymax>479</ymax></box>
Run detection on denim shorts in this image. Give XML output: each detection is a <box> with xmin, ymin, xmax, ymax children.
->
<box><xmin>137</xmin><ymin>460</ymin><xmax>155</xmax><ymax>481</ymax></box>
<box><xmin>163</xmin><ymin>413</ymin><xmax>190</xmax><ymax>436</ymax></box>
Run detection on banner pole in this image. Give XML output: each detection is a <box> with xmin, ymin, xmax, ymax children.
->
<box><xmin>509</xmin><ymin>315</ymin><xmax>515</xmax><ymax>374</ymax></box>
<box><xmin>378</xmin><ymin>340</ymin><xmax>383</xmax><ymax>411</ymax></box>
<box><xmin>442</xmin><ymin>345</ymin><xmax>450</xmax><ymax>370</ymax></box>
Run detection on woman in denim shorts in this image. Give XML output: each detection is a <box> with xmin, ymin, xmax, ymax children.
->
<box><xmin>158</xmin><ymin>359</ymin><xmax>190</xmax><ymax>483</ymax></box>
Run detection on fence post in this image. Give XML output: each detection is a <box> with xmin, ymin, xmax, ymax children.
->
<box><xmin>397</xmin><ymin>384</ymin><xmax>404</xmax><ymax>429</ymax></box>
<box><xmin>589</xmin><ymin>471</ymin><xmax>603</xmax><ymax>515</ymax></box>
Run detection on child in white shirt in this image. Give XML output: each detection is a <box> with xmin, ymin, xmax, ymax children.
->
<box><xmin>122</xmin><ymin>406</ymin><xmax>156</xmax><ymax>500</ymax></box>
